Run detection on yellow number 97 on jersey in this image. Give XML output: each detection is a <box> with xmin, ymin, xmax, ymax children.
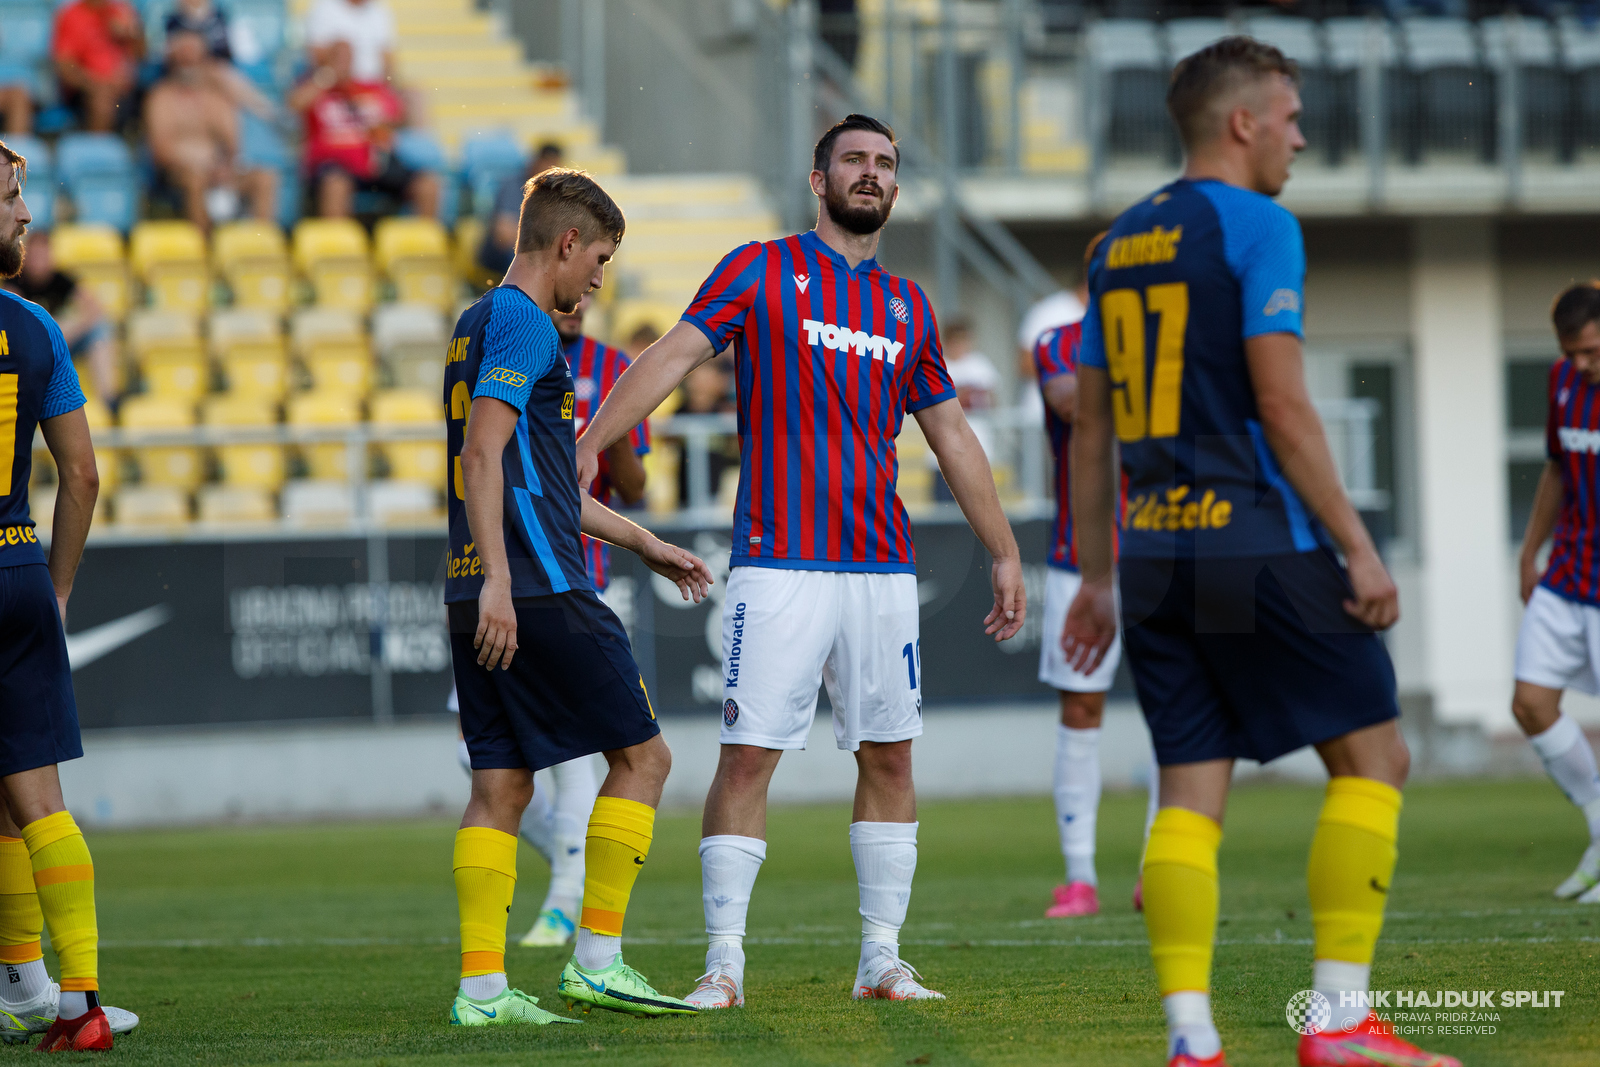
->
<box><xmin>1101</xmin><ymin>283</ymin><xmax>1189</xmax><ymax>443</ymax></box>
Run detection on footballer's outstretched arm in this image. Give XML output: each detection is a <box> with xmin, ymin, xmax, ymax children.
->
<box><xmin>460</xmin><ymin>396</ymin><xmax>521</xmax><ymax>670</ymax></box>
<box><xmin>576</xmin><ymin>322</ymin><xmax>716</xmax><ymax>487</ymax></box>
<box><xmin>913</xmin><ymin>397</ymin><xmax>1025</xmax><ymax>641</ymax></box>
<box><xmin>1246</xmin><ymin>331</ymin><xmax>1398</xmax><ymax>630</ymax></box>
<box><xmin>38</xmin><ymin>406</ymin><xmax>99</xmax><ymax>623</ymax></box>
<box><xmin>1518</xmin><ymin>460</ymin><xmax>1562</xmax><ymax>603</ymax></box>
<box><xmin>579</xmin><ymin>494</ymin><xmax>712</xmax><ymax>603</ymax></box>
<box><xmin>1061</xmin><ymin>365</ymin><xmax>1118</xmax><ymax>674</ymax></box>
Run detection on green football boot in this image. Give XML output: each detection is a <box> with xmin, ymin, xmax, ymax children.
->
<box><xmin>557</xmin><ymin>954</ymin><xmax>699</xmax><ymax>1017</ymax></box>
<box><xmin>449</xmin><ymin>986</ymin><xmax>580</xmax><ymax>1027</ymax></box>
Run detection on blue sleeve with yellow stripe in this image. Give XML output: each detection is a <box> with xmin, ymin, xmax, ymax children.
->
<box><xmin>472</xmin><ymin>287</ymin><xmax>559</xmax><ymax>412</ymax></box>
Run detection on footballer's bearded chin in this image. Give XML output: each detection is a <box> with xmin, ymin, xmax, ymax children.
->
<box><xmin>0</xmin><ymin>231</ymin><xmax>23</xmax><ymax>279</ymax></box>
<box><xmin>825</xmin><ymin>177</ymin><xmax>892</xmax><ymax>236</ymax></box>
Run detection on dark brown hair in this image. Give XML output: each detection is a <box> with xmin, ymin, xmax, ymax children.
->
<box><xmin>1083</xmin><ymin>230</ymin><xmax>1109</xmax><ymax>270</ymax></box>
<box><xmin>813</xmin><ymin>114</ymin><xmax>899</xmax><ymax>173</ymax></box>
<box><xmin>516</xmin><ymin>167</ymin><xmax>625</xmax><ymax>254</ymax></box>
<box><xmin>1167</xmin><ymin>36</ymin><xmax>1298</xmax><ymax>149</ymax></box>
<box><xmin>0</xmin><ymin>139</ymin><xmax>27</xmax><ymax>186</ymax></box>
<box><xmin>1553</xmin><ymin>281</ymin><xmax>1600</xmax><ymax>339</ymax></box>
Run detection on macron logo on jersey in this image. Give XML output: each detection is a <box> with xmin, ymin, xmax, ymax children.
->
<box><xmin>794</xmin><ymin>273</ymin><xmax>810</xmax><ymax>294</ymax></box>
<box><xmin>801</xmin><ymin>319</ymin><xmax>904</xmax><ymax>364</ymax></box>
<box><xmin>1559</xmin><ymin>426</ymin><xmax>1600</xmax><ymax>455</ymax></box>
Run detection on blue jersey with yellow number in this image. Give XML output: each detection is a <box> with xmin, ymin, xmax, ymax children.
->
<box><xmin>0</xmin><ymin>288</ymin><xmax>85</xmax><ymax>568</ymax></box>
<box><xmin>1080</xmin><ymin>178</ymin><xmax>1330</xmax><ymax>559</ymax></box>
<box><xmin>444</xmin><ymin>285</ymin><xmax>591</xmax><ymax>602</ymax></box>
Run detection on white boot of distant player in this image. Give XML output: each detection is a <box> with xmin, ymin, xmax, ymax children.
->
<box><xmin>520</xmin><ymin>758</ymin><xmax>597</xmax><ymax>946</ymax></box>
<box><xmin>1164</xmin><ymin>990</ymin><xmax>1222</xmax><ymax>1061</ymax></box>
<box><xmin>685</xmin><ymin>835</ymin><xmax>765</xmax><ymax>1008</ymax></box>
<box><xmin>850</xmin><ymin>822</ymin><xmax>942</xmax><ymax>1000</ymax></box>
<box><xmin>1135</xmin><ymin>750</ymin><xmax>1160</xmax><ymax>913</ymax></box>
<box><xmin>1048</xmin><ymin>724</ymin><xmax>1101</xmax><ymax>918</ymax></box>
<box><xmin>1529</xmin><ymin>714</ymin><xmax>1600</xmax><ymax>899</ymax></box>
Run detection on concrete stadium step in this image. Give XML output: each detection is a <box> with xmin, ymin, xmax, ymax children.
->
<box><xmin>395</xmin><ymin>44</ymin><xmax>524</xmax><ymax>67</ymax></box>
<box><xmin>395</xmin><ymin>57</ymin><xmax>528</xmax><ymax>81</ymax></box>
<box><xmin>623</xmin><ymin>214</ymin><xmax>782</xmax><ymax>239</ymax></box>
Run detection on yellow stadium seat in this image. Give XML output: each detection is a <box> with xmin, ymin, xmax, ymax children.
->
<box><xmin>291</xmin><ymin>305</ymin><xmax>363</xmax><ymax>348</ymax></box>
<box><xmin>209</xmin><ymin>307</ymin><xmax>281</xmax><ymax>352</ymax></box>
<box><xmin>371</xmin><ymin>388</ymin><xmax>445</xmax><ymax>485</ymax></box>
<box><xmin>281</xmin><ymin>479</ymin><xmax>355</xmax><ymax>526</ymax></box>
<box><xmin>203</xmin><ymin>394</ymin><xmax>285</xmax><ymax>490</ymax></box>
<box><xmin>119</xmin><ymin>394</ymin><xmax>203</xmax><ymax>491</ymax></box>
<box><xmin>138</xmin><ymin>343</ymin><xmax>210</xmax><ymax>400</ymax></box>
<box><xmin>293</xmin><ymin>218</ymin><xmax>372</xmax><ymax>311</ymax></box>
<box><xmin>453</xmin><ymin>216</ymin><xmax>495</xmax><ymax>289</ymax></box>
<box><xmin>288</xmin><ymin>391</ymin><xmax>363</xmax><ymax>480</ymax></box>
<box><xmin>197</xmin><ymin>484</ymin><xmax>276</xmax><ymax>524</ymax></box>
<box><xmin>210</xmin><ymin>308</ymin><xmax>289</xmax><ymax>398</ymax></box>
<box><xmin>52</xmin><ymin>224</ymin><xmax>128</xmax><ymax>320</ymax></box>
<box><xmin>129</xmin><ymin>221</ymin><xmax>209</xmax><ymax>311</ymax></box>
<box><xmin>374</xmin><ymin>217</ymin><xmax>454</xmax><ymax>309</ymax></box>
<box><xmin>213</xmin><ymin>221</ymin><xmax>292</xmax><ymax>311</ymax></box>
<box><xmin>367</xmin><ymin>480</ymin><xmax>441</xmax><ymax>525</ymax></box>
<box><xmin>304</xmin><ymin>342</ymin><xmax>373</xmax><ymax>397</ymax></box>
<box><xmin>79</xmin><ymin>396</ymin><xmax>119</xmax><ymax>494</ymax></box>
<box><xmin>126</xmin><ymin>308</ymin><xmax>201</xmax><ymax>352</ymax></box>
<box><xmin>373</xmin><ymin>303</ymin><xmax>448</xmax><ymax>392</ymax></box>
<box><xmin>112</xmin><ymin>485</ymin><xmax>190</xmax><ymax>526</ymax></box>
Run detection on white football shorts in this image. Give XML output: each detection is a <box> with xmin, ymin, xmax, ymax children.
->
<box><xmin>1515</xmin><ymin>585</ymin><xmax>1600</xmax><ymax>695</ymax></box>
<box><xmin>1038</xmin><ymin>567</ymin><xmax>1121</xmax><ymax>693</ymax></box>
<box><xmin>718</xmin><ymin>568</ymin><xmax>922</xmax><ymax>751</ymax></box>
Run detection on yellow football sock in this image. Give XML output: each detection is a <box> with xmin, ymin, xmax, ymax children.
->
<box><xmin>454</xmin><ymin>827</ymin><xmax>517</xmax><ymax>978</ymax></box>
<box><xmin>1143</xmin><ymin>806</ymin><xmax>1223</xmax><ymax>995</ymax></box>
<box><xmin>1308</xmin><ymin>776</ymin><xmax>1401</xmax><ymax>964</ymax></box>
<box><xmin>0</xmin><ymin>836</ymin><xmax>42</xmax><ymax>965</ymax></box>
<box><xmin>21</xmin><ymin>812</ymin><xmax>96</xmax><ymax>992</ymax></box>
<box><xmin>579</xmin><ymin>796</ymin><xmax>655</xmax><ymax>936</ymax></box>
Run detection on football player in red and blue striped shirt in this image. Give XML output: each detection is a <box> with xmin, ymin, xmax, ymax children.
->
<box><xmin>575</xmin><ymin>114</ymin><xmax>1026</xmax><ymax>1010</ymax></box>
<box><xmin>1511</xmin><ymin>281</ymin><xmax>1600</xmax><ymax>905</ymax></box>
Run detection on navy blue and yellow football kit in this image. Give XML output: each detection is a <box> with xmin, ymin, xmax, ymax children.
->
<box><xmin>0</xmin><ymin>287</ymin><xmax>87</xmax><ymax>777</ymax></box>
<box><xmin>1080</xmin><ymin>179</ymin><xmax>1398</xmax><ymax>765</ymax></box>
<box><xmin>443</xmin><ymin>285</ymin><xmax>658</xmax><ymax>772</ymax></box>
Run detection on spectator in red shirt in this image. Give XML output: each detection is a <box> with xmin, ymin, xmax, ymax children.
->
<box><xmin>53</xmin><ymin>0</ymin><xmax>145</xmax><ymax>133</ymax></box>
<box><xmin>287</xmin><ymin>40</ymin><xmax>438</xmax><ymax>219</ymax></box>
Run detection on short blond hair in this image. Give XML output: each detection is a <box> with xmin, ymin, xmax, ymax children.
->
<box><xmin>516</xmin><ymin>168</ymin><xmax>625</xmax><ymax>254</ymax></box>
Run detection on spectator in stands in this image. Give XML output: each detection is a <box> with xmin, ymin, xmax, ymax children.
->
<box><xmin>306</xmin><ymin>0</ymin><xmax>396</xmax><ymax>85</ymax></box>
<box><xmin>674</xmin><ymin>355</ymin><xmax>737</xmax><ymax>508</ymax></box>
<box><xmin>52</xmin><ymin>0</ymin><xmax>145</xmax><ymax>133</ymax></box>
<box><xmin>0</xmin><ymin>84</ymin><xmax>31</xmax><ymax>136</ymax></box>
<box><xmin>146</xmin><ymin>30</ymin><xmax>278</xmax><ymax>230</ymax></box>
<box><xmin>289</xmin><ymin>40</ymin><xmax>439</xmax><ymax>219</ymax></box>
<box><xmin>477</xmin><ymin>142</ymin><xmax>563</xmax><ymax>276</ymax></box>
<box><xmin>6</xmin><ymin>230</ymin><xmax>116</xmax><ymax>404</ymax></box>
<box><xmin>163</xmin><ymin>0</ymin><xmax>276</xmax><ymax>119</ymax></box>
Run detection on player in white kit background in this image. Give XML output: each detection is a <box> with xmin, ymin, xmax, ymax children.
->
<box><xmin>575</xmin><ymin>114</ymin><xmax>1026</xmax><ymax>1008</ymax></box>
<box><xmin>1511</xmin><ymin>281</ymin><xmax>1600</xmax><ymax>905</ymax></box>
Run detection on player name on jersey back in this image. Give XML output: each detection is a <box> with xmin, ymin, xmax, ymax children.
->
<box><xmin>1080</xmin><ymin>178</ymin><xmax>1331</xmax><ymax>559</ymax></box>
<box><xmin>681</xmin><ymin>230</ymin><xmax>956</xmax><ymax>573</ymax></box>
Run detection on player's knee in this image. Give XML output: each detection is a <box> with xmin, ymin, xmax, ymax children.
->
<box><xmin>858</xmin><ymin>741</ymin><xmax>914</xmax><ymax>790</ymax></box>
<box><xmin>1059</xmin><ymin>691</ymin><xmax>1105</xmax><ymax>729</ymax></box>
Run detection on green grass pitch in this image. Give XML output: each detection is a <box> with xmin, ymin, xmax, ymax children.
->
<box><xmin>65</xmin><ymin>778</ymin><xmax>1598</xmax><ymax>1065</ymax></box>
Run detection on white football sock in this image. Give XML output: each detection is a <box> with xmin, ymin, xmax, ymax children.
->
<box><xmin>1163</xmin><ymin>990</ymin><xmax>1221</xmax><ymax>1059</ymax></box>
<box><xmin>56</xmin><ymin>991</ymin><xmax>89</xmax><ymax>1021</ymax></box>
<box><xmin>516</xmin><ymin>773</ymin><xmax>556</xmax><ymax>866</ymax></box>
<box><xmin>543</xmin><ymin>757</ymin><xmax>599</xmax><ymax>916</ymax></box>
<box><xmin>0</xmin><ymin>960</ymin><xmax>49</xmax><ymax>1003</ymax></box>
<box><xmin>459</xmin><ymin>972</ymin><xmax>508</xmax><ymax>1001</ymax></box>
<box><xmin>1054</xmin><ymin>724</ymin><xmax>1102</xmax><ymax>885</ymax></box>
<box><xmin>1314</xmin><ymin>958</ymin><xmax>1371</xmax><ymax>1033</ymax></box>
<box><xmin>700</xmin><ymin>835</ymin><xmax>765</xmax><ymax>977</ymax></box>
<box><xmin>850</xmin><ymin>821</ymin><xmax>918</xmax><ymax>957</ymax></box>
<box><xmin>574</xmin><ymin>929</ymin><xmax>621</xmax><ymax>970</ymax></box>
<box><xmin>1530</xmin><ymin>715</ymin><xmax>1600</xmax><ymax>838</ymax></box>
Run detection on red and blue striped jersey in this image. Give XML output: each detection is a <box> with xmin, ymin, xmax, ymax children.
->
<box><xmin>1036</xmin><ymin>321</ymin><xmax>1081</xmax><ymax>571</ymax></box>
<box><xmin>1542</xmin><ymin>359</ymin><xmax>1600</xmax><ymax>605</ymax></box>
<box><xmin>681</xmin><ymin>230</ymin><xmax>956</xmax><ymax>573</ymax></box>
<box><xmin>565</xmin><ymin>334</ymin><xmax>651</xmax><ymax>592</ymax></box>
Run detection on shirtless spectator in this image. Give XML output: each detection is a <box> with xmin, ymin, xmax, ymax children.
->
<box><xmin>146</xmin><ymin>30</ymin><xmax>277</xmax><ymax>229</ymax></box>
<box><xmin>289</xmin><ymin>41</ymin><xmax>438</xmax><ymax>219</ymax></box>
<box><xmin>53</xmin><ymin>0</ymin><xmax>145</xmax><ymax>132</ymax></box>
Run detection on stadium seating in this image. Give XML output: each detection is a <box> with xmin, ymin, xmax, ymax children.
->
<box><xmin>281</xmin><ymin>479</ymin><xmax>355</xmax><ymax>525</ymax></box>
<box><xmin>212</xmin><ymin>307</ymin><xmax>290</xmax><ymax>400</ymax></box>
<box><xmin>373</xmin><ymin>216</ymin><xmax>453</xmax><ymax>309</ymax></box>
<box><xmin>452</xmin><ymin>216</ymin><xmax>494</xmax><ymax>289</ymax></box>
<box><xmin>5</xmin><ymin>134</ymin><xmax>54</xmax><ymax>228</ymax></box>
<box><xmin>130</xmin><ymin>221</ymin><xmax>210</xmax><ymax>311</ymax></box>
<box><xmin>393</xmin><ymin>128</ymin><xmax>457</xmax><ymax>224</ymax></box>
<box><xmin>287</xmin><ymin>390</ymin><xmax>362</xmax><ymax>481</ymax></box>
<box><xmin>373</xmin><ymin>302</ymin><xmax>447</xmax><ymax>392</ymax></box>
<box><xmin>1396</xmin><ymin>18</ymin><xmax>1494</xmax><ymax>164</ymax></box>
<box><xmin>197</xmin><ymin>483</ymin><xmax>277</xmax><ymax>524</ymax></box>
<box><xmin>57</xmin><ymin>134</ymin><xmax>136</xmax><ymax>232</ymax></box>
<box><xmin>1481</xmin><ymin>16</ymin><xmax>1563</xmax><ymax>161</ymax></box>
<box><xmin>367</xmin><ymin>479</ymin><xmax>439</xmax><ymax>524</ymax></box>
<box><xmin>1558</xmin><ymin>17</ymin><xmax>1600</xmax><ymax>158</ymax></box>
<box><xmin>112</xmin><ymin>484</ymin><xmax>191</xmax><ymax>525</ymax></box>
<box><xmin>119</xmin><ymin>393</ymin><xmax>204</xmax><ymax>492</ymax></box>
<box><xmin>1085</xmin><ymin>20</ymin><xmax>1170</xmax><ymax>159</ymax></box>
<box><xmin>203</xmin><ymin>393</ymin><xmax>286</xmax><ymax>491</ymax></box>
<box><xmin>213</xmin><ymin>221</ymin><xmax>292</xmax><ymax>312</ymax></box>
<box><xmin>52</xmin><ymin>224</ymin><xmax>129</xmax><ymax>319</ymax></box>
<box><xmin>292</xmin><ymin>218</ymin><xmax>373</xmax><ymax>311</ymax></box>
<box><xmin>127</xmin><ymin>308</ymin><xmax>207</xmax><ymax>400</ymax></box>
<box><xmin>1243</xmin><ymin>15</ymin><xmax>1356</xmax><ymax>165</ymax></box>
<box><xmin>291</xmin><ymin>306</ymin><xmax>371</xmax><ymax>395</ymax></box>
<box><xmin>460</xmin><ymin>133</ymin><xmax>526</xmax><ymax>217</ymax></box>
<box><xmin>371</xmin><ymin>387</ymin><xmax>445</xmax><ymax>485</ymax></box>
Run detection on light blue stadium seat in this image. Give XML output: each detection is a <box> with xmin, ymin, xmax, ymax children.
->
<box><xmin>226</xmin><ymin>0</ymin><xmax>286</xmax><ymax>62</ymax></box>
<box><xmin>0</xmin><ymin>6</ymin><xmax>53</xmax><ymax>65</ymax></box>
<box><xmin>461</xmin><ymin>133</ymin><xmax>525</xmax><ymax>218</ymax></box>
<box><xmin>394</xmin><ymin>128</ymin><xmax>457</xmax><ymax>225</ymax></box>
<box><xmin>58</xmin><ymin>133</ymin><xmax>137</xmax><ymax>231</ymax></box>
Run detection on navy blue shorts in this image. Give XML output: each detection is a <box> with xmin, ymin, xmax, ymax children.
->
<box><xmin>1119</xmin><ymin>549</ymin><xmax>1399</xmax><ymax>766</ymax></box>
<box><xmin>0</xmin><ymin>564</ymin><xmax>83</xmax><ymax>777</ymax></box>
<box><xmin>448</xmin><ymin>589</ymin><xmax>660</xmax><ymax>773</ymax></box>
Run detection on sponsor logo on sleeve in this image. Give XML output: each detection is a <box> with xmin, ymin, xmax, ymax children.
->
<box><xmin>479</xmin><ymin>367</ymin><xmax>529</xmax><ymax>388</ymax></box>
<box><xmin>1263</xmin><ymin>289</ymin><xmax>1301</xmax><ymax>316</ymax></box>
